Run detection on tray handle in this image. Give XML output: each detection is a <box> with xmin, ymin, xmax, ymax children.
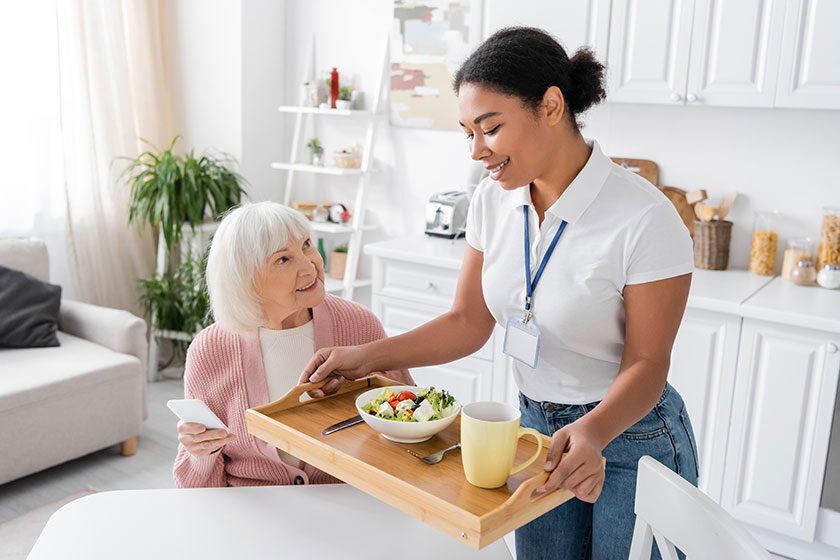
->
<box><xmin>264</xmin><ymin>374</ymin><xmax>406</xmax><ymax>413</ymax></box>
<box><xmin>502</xmin><ymin>454</ymin><xmax>606</xmax><ymax>513</ymax></box>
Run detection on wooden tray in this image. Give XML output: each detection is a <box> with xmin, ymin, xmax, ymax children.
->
<box><xmin>246</xmin><ymin>375</ymin><xmax>576</xmax><ymax>550</ymax></box>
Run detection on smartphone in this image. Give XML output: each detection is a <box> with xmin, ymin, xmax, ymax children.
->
<box><xmin>167</xmin><ymin>399</ymin><xmax>230</xmax><ymax>432</ymax></box>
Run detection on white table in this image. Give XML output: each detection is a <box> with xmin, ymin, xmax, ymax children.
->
<box><xmin>28</xmin><ymin>484</ymin><xmax>513</xmax><ymax>559</ymax></box>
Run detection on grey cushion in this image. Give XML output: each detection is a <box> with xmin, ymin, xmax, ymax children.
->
<box><xmin>0</xmin><ymin>264</ymin><xmax>61</xmax><ymax>348</ymax></box>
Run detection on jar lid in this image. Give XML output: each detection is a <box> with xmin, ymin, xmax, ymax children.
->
<box><xmin>823</xmin><ymin>264</ymin><xmax>840</xmax><ymax>271</ymax></box>
<box><xmin>797</xmin><ymin>260</ymin><xmax>815</xmax><ymax>268</ymax></box>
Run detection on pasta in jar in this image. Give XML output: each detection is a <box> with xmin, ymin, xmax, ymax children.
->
<box><xmin>817</xmin><ymin>207</ymin><xmax>840</xmax><ymax>271</ymax></box>
<box><xmin>749</xmin><ymin>211</ymin><xmax>779</xmax><ymax>276</ymax></box>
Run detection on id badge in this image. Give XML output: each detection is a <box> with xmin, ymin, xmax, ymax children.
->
<box><xmin>503</xmin><ymin>317</ymin><xmax>541</xmax><ymax>368</ymax></box>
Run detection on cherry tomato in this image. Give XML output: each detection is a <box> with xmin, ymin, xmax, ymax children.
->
<box><xmin>387</xmin><ymin>397</ymin><xmax>399</xmax><ymax>408</ymax></box>
<box><xmin>397</xmin><ymin>391</ymin><xmax>417</xmax><ymax>402</ymax></box>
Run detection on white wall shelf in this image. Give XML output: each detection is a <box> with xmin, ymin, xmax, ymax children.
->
<box><xmin>273</xmin><ymin>33</ymin><xmax>389</xmax><ymax>300</ymax></box>
<box><xmin>270</xmin><ymin>162</ymin><xmax>363</xmax><ymax>176</ymax></box>
<box><xmin>277</xmin><ymin>106</ymin><xmax>376</xmax><ymax>117</ymax></box>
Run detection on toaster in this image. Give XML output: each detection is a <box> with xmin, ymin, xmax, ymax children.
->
<box><xmin>424</xmin><ymin>190</ymin><xmax>470</xmax><ymax>239</ymax></box>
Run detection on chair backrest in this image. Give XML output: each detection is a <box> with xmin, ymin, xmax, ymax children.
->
<box><xmin>0</xmin><ymin>237</ymin><xmax>49</xmax><ymax>282</ymax></box>
<box><xmin>628</xmin><ymin>456</ymin><xmax>770</xmax><ymax>560</ymax></box>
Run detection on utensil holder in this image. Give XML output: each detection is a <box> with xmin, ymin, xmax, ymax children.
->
<box><xmin>694</xmin><ymin>219</ymin><xmax>733</xmax><ymax>270</ymax></box>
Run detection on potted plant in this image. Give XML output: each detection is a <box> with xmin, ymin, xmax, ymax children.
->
<box><xmin>138</xmin><ymin>249</ymin><xmax>211</xmax><ymax>360</ymax></box>
<box><xmin>119</xmin><ymin>135</ymin><xmax>246</xmax><ymax>363</ymax></box>
<box><xmin>329</xmin><ymin>244</ymin><xmax>349</xmax><ymax>280</ymax></box>
<box><xmin>336</xmin><ymin>85</ymin><xmax>353</xmax><ymax>110</ymax></box>
<box><xmin>306</xmin><ymin>137</ymin><xmax>324</xmax><ymax>166</ymax></box>
<box><xmin>121</xmin><ymin>135</ymin><xmax>247</xmax><ymax>254</ymax></box>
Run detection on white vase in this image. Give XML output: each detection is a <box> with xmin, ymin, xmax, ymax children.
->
<box><xmin>335</xmin><ymin>100</ymin><xmax>351</xmax><ymax>110</ymax></box>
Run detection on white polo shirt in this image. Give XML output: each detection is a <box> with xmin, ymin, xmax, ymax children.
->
<box><xmin>466</xmin><ymin>140</ymin><xmax>693</xmax><ymax>404</ymax></box>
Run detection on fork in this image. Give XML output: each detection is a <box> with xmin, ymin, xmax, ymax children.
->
<box><xmin>407</xmin><ymin>442</ymin><xmax>461</xmax><ymax>465</ymax></box>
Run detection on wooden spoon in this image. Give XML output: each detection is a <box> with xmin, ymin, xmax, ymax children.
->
<box><xmin>716</xmin><ymin>193</ymin><xmax>737</xmax><ymax>221</ymax></box>
<box><xmin>694</xmin><ymin>203</ymin><xmax>705</xmax><ymax>222</ymax></box>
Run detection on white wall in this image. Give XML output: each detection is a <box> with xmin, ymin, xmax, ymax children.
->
<box><xmin>167</xmin><ymin>0</ymin><xmax>839</xmax><ymax>274</ymax></box>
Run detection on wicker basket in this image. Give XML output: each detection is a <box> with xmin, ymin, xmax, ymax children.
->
<box><xmin>694</xmin><ymin>219</ymin><xmax>733</xmax><ymax>270</ymax></box>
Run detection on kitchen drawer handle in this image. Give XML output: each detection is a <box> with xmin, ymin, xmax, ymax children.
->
<box><xmin>686</xmin><ymin>92</ymin><xmax>698</xmax><ymax>103</ymax></box>
<box><xmin>670</xmin><ymin>92</ymin><xmax>682</xmax><ymax>103</ymax></box>
<box><xmin>424</xmin><ymin>280</ymin><xmax>436</xmax><ymax>291</ymax></box>
<box><xmin>828</xmin><ymin>343</ymin><xmax>838</xmax><ymax>354</ymax></box>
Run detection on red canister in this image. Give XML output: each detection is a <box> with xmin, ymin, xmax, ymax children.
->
<box><xmin>330</xmin><ymin>67</ymin><xmax>339</xmax><ymax>109</ymax></box>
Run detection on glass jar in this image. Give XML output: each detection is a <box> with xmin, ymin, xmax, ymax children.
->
<box><xmin>312</xmin><ymin>204</ymin><xmax>328</xmax><ymax>223</ymax></box>
<box><xmin>817</xmin><ymin>264</ymin><xmax>840</xmax><ymax>290</ymax></box>
<box><xmin>791</xmin><ymin>260</ymin><xmax>816</xmax><ymax>286</ymax></box>
<box><xmin>749</xmin><ymin>210</ymin><xmax>779</xmax><ymax>276</ymax></box>
<box><xmin>781</xmin><ymin>237</ymin><xmax>815</xmax><ymax>280</ymax></box>
<box><xmin>817</xmin><ymin>206</ymin><xmax>840</xmax><ymax>271</ymax></box>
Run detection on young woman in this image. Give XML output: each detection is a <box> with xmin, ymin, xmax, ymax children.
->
<box><xmin>299</xmin><ymin>27</ymin><xmax>698</xmax><ymax>559</ymax></box>
<box><xmin>174</xmin><ymin>202</ymin><xmax>411</xmax><ymax>488</ymax></box>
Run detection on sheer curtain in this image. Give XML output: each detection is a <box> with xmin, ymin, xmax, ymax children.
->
<box><xmin>0</xmin><ymin>1</ymin><xmax>71</xmax><ymax>296</ymax></box>
<box><xmin>56</xmin><ymin>0</ymin><xmax>174</xmax><ymax>316</ymax></box>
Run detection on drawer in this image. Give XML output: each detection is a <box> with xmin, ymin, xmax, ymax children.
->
<box><xmin>408</xmin><ymin>355</ymin><xmax>491</xmax><ymax>405</ymax></box>
<box><xmin>373</xmin><ymin>295</ymin><xmax>494</xmax><ymax>362</ymax></box>
<box><xmin>373</xmin><ymin>258</ymin><xmax>459</xmax><ymax>307</ymax></box>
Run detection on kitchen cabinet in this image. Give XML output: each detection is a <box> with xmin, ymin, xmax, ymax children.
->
<box><xmin>366</xmin><ymin>237</ymin><xmax>502</xmax><ymax>406</ymax></box>
<box><xmin>366</xmin><ymin>237</ymin><xmax>840</xmax><ymax>558</ymax></box>
<box><xmin>775</xmin><ymin>0</ymin><xmax>840</xmax><ymax>110</ymax></box>
<box><xmin>482</xmin><ymin>0</ymin><xmax>611</xmax><ymax>61</ymax></box>
<box><xmin>606</xmin><ymin>0</ymin><xmax>695</xmax><ymax>104</ymax></box>
<box><xmin>721</xmin><ymin>319</ymin><xmax>840</xmax><ymax>541</ymax></box>
<box><xmin>607</xmin><ymin>0</ymin><xmax>786</xmax><ymax>107</ymax></box>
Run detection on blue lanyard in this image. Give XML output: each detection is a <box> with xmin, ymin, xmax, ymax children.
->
<box><xmin>523</xmin><ymin>205</ymin><xmax>567</xmax><ymax>320</ymax></box>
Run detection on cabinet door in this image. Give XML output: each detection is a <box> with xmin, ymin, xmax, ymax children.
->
<box><xmin>607</xmin><ymin>0</ymin><xmax>695</xmax><ymax>104</ymax></box>
<box><xmin>721</xmin><ymin>319</ymin><xmax>840</xmax><ymax>541</ymax></box>
<box><xmin>668</xmin><ymin>308</ymin><xmax>741</xmax><ymax>501</ymax></box>
<box><xmin>483</xmin><ymin>0</ymin><xmax>611</xmax><ymax>61</ymax></box>
<box><xmin>775</xmin><ymin>0</ymin><xmax>840</xmax><ymax>109</ymax></box>
<box><xmin>686</xmin><ymin>0</ymin><xmax>786</xmax><ymax>107</ymax></box>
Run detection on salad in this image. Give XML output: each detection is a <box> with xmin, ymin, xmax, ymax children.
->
<box><xmin>362</xmin><ymin>387</ymin><xmax>457</xmax><ymax>422</ymax></box>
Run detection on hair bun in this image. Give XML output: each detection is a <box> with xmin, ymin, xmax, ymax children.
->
<box><xmin>566</xmin><ymin>48</ymin><xmax>607</xmax><ymax>115</ymax></box>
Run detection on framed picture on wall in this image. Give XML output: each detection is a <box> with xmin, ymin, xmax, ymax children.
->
<box><xmin>390</xmin><ymin>0</ymin><xmax>483</xmax><ymax>131</ymax></box>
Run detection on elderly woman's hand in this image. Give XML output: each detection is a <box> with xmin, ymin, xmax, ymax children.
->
<box><xmin>298</xmin><ymin>345</ymin><xmax>371</xmax><ymax>398</ymax></box>
<box><xmin>178</xmin><ymin>421</ymin><xmax>236</xmax><ymax>456</ymax></box>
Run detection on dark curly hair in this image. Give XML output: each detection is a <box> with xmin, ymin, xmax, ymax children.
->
<box><xmin>453</xmin><ymin>27</ymin><xmax>606</xmax><ymax>129</ymax></box>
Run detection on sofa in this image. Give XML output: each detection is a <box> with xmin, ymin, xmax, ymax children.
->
<box><xmin>0</xmin><ymin>238</ymin><xmax>147</xmax><ymax>485</ymax></box>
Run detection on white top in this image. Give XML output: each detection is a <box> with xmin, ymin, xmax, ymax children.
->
<box><xmin>466</xmin><ymin>140</ymin><xmax>693</xmax><ymax>404</ymax></box>
<box><xmin>28</xmin><ymin>486</ymin><xmax>512</xmax><ymax>559</ymax></box>
<box><xmin>259</xmin><ymin>320</ymin><xmax>315</xmax><ymax>467</ymax></box>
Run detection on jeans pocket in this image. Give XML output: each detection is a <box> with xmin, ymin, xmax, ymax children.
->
<box><xmin>618</xmin><ymin>407</ymin><xmax>669</xmax><ymax>440</ymax></box>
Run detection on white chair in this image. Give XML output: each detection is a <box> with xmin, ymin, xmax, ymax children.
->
<box><xmin>628</xmin><ymin>455</ymin><xmax>770</xmax><ymax>560</ymax></box>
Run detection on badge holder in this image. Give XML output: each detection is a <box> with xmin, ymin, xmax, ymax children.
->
<box><xmin>503</xmin><ymin>312</ymin><xmax>541</xmax><ymax>368</ymax></box>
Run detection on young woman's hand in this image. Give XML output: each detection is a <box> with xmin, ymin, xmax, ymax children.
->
<box><xmin>298</xmin><ymin>345</ymin><xmax>370</xmax><ymax>397</ymax></box>
<box><xmin>178</xmin><ymin>421</ymin><xmax>235</xmax><ymax>456</ymax></box>
<box><xmin>535</xmin><ymin>421</ymin><xmax>606</xmax><ymax>503</ymax></box>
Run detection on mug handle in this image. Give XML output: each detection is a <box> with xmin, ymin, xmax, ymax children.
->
<box><xmin>509</xmin><ymin>427</ymin><xmax>544</xmax><ymax>476</ymax></box>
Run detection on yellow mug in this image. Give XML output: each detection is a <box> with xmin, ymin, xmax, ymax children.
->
<box><xmin>461</xmin><ymin>401</ymin><xmax>543</xmax><ymax>488</ymax></box>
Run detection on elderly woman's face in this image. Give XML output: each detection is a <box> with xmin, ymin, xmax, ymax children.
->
<box><xmin>255</xmin><ymin>234</ymin><xmax>325</xmax><ymax>322</ymax></box>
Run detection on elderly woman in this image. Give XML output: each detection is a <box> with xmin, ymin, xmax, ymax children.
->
<box><xmin>174</xmin><ymin>201</ymin><xmax>412</xmax><ymax>487</ymax></box>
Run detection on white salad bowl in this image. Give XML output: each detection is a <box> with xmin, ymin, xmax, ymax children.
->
<box><xmin>355</xmin><ymin>385</ymin><xmax>461</xmax><ymax>443</ymax></box>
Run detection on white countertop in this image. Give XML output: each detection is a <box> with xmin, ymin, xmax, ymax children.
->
<box><xmin>365</xmin><ymin>235</ymin><xmax>467</xmax><ymax>270</ymax></box>
<box><xmin>686</xmin><ymin>269</ymin><xmax>776</xmax><ymax>315</ymax></box>
<box><xmin>740</xmin><ymin>276</ymin><xmax>840</xmax><ymax>334</ymax></box>
<box><xmin>365</xmin><ymin>236</ymin><xmax>839</xmax><ymax>333</ymax></box>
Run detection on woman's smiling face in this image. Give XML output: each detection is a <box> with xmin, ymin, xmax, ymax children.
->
<box><xmin>255</xmin><ymin>234</ymin><xmax>325</xmax><ymax>324</ymax></box>
<box><xmin>458</xmin><ymin>83</ymin><xmax>554</xmax><ymax>190</ymax></box>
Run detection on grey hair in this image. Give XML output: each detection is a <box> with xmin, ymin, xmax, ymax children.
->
<box><xmin>206</xmin><ymin>201</ymin><xmax>312</xmax><ymax>333</ymax></box>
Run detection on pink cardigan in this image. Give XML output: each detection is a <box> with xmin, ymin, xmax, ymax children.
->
<box><xmin>174</xmin><ymin>294</ymin><xmax>406</xmax><ymax>488</ymax></box>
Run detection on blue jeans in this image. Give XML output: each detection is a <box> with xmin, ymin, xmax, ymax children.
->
<box><xmin>515</xmin><ymin>383</ymin><xmax>699</xmax><ymax>560</ymax></box>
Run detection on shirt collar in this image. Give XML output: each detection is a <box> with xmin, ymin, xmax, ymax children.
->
<box><xmin>504</xmin><ymin>139</ymin><xmax>611</xmax><ymax>224</ymax></box>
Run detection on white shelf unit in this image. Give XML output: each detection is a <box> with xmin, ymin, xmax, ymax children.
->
<box><xmin>273</xmin><ymin>33</ymin><xmax>389</xmax><ymax>300</ymax></box>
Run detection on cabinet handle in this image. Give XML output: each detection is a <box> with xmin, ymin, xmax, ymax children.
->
<box><xmin>670</xmin><ymin>92</ymin><xmax>682</xmax><ymax>103</ymax></box>
<box><xmin>828</xmin><ymin>343</ymin><xmax>838</xmax><ymax>354</ymax></box>
<box><xmin>424</xmin><ymin>280</ymin><xmax>436</xmax><ymax>291</ymax></box>
<box><xmin>686</xmin><ymin>93</ymin><xmax>698</xmax><ymax>103</ymax></box>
